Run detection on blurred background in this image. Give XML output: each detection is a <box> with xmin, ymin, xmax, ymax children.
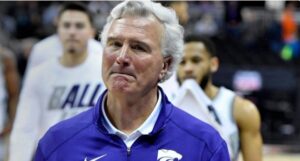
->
<box><xmin>0</xmin><ymin>1</ymin><xmax>299</xmax><ymax>160</ymax></box>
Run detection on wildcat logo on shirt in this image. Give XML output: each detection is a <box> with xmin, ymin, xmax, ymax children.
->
<box><xmin>48</xmin><ymin>83</ymin><xmax>104</xmax><ymax>110</ymax></box>
<box><xmin>157</xmin><ymin>149</ymin><xmax>182</xmax><ymax>161</ymax></box>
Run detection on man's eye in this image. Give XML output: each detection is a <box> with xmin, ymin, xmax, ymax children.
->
<box><xmin>63</xmin><ymin>23</ymin><xmax>71</xmax><ymax>29</ymax></box>
<box><xmin>110</xmin><ymin>41</ymin><xmax>122</xmax><ymax>48</ymax></box>
<box><xmin>191</xmin><ymin>57</ymin><xmax>200</xmax><ymax>64</ymax></box>
<box><xmin>76</xmin><ymin>23</ymin><xmax>84</xmax><ymax>29</ymax></box>
<box><xmin>180</xmin><ymin>60</ymin><xmax>186</xmax><ymax>65</ymax></box>
<box><xmin>132</xmin><ymin>45</ymin><xmax>146</xmax><ymax>52</ymax></box>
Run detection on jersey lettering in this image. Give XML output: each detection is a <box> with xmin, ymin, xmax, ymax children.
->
<box><xmin>48</xmin><ymin>83</ymin><xmax>103</xmax><ymax>110</ymax></box>
<box><xmin>89</xmin><ymin>84</ymin><xmax>102</xmax><ymax>107</ymax></box>
<box><xmin>61</xmin><ymin>84</ymin><xmax>80</xmax><ymax>108</ymax></box>
<box><xmin>48</xmin><ymin>86</ymin><xmax>66</xmax><ymax>110</ymax></box>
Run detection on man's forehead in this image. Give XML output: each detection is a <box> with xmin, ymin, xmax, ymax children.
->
<box><xmin>112</xmin><ymin>16</ymin><xmax>162</xmax><ymax>30</ymax></box>
<box><xmin>184</xmin><ymin>42</ymin><xmax>207</xmax><ymax>53</ymax></box>
<box><xmin>59</xmin><ymin>10</ymin><xmax>90</xmax><ymax>22</ymax></box>
<box><xmin>107</xmin><ymin>16</ymin><xmax>163</xmax><ymax>42</ymax></box>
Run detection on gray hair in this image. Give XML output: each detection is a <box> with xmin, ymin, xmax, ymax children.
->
<box><xmin>100</xmin><ymin>0</ymin><xmax>184</xmax><ymax>82</ymax></box>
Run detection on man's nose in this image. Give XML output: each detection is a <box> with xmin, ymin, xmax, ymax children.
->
<box><xmin>69</xmin><ymin>26</ymin><xmax>75</xmax><ymax>33</ymax></box>
<box><xmin>116</xmin><ymin>44</ymin><xmax>130</xmax><ymax>65</ymax></box>
<box><xmin>67</xmin><ymin>25</ymin><xmax>78</xmax><ymax>36</ymax></box>
<box><xmin>184</xmin><ymin>62</ymin><xmax>194</xmax><ymax>74</ymax></box>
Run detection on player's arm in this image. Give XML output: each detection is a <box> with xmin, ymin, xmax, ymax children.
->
<box><xmin>9</xmin><ymin>69</ymin><xmax>42</xmax><ymax>161</ymax></box>
<box><xmin>234</xmin><ymin>96</ymin><xmax>263</xmax><ymax>161</ymax></box>
<box><xmin>0</xmin><ymin>49</ymin><xmax>20</xmax><ymax>137</ymax></box>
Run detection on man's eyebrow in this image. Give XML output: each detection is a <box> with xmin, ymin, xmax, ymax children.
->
<box><xmin>131</xmin><ymin>40</ymin><xmax>151</xmax><ymax>49</ymax></box>
<box><xmin>106</xmin><ymin>36</ymin><xmax>152</xmax><ymax>51</ymax></box>
<box><xmin>106</xmin><ymin>37</ymin><xmax>120</xmax><ymax>44</ymax></box>
<box><xmin>107</xmin><ymin>36</ymin><xmax>123</xmax><ymax>41</ymax></box>
<box><xmin>107</xmin><ymin>36</ymin><xmax>149</xmax><ymax>45</ymax></box>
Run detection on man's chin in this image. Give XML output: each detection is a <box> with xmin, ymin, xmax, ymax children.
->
<box><xmin>183</xmin><ymin>77</ymin><xmax>197</xmax><ymax>82</ymax></box>
<box><xmin>110</xmin><ymin>79</ymin><xmax>129</xmax><ymax>89</ymax></box>
<box><xmin>178</xmin><ymin>77</ymin><xmax>200</xmax><ymax>85</ymax></box>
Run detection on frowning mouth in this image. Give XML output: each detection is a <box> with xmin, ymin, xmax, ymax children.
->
<box><xmin>111</xmin><ymin>72</ymin><xmax>135</xmax><ymax>79</ymax></box>
<box><xmin>66</xmin><ymin>39</ymin><xmax>79</xmax><ymax>43</ymax></box>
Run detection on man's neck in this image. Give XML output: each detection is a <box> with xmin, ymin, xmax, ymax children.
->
<box><xmin>105</xmin><ymin>88</ymin><xmax>159</xmax><ymax>135</ymax></box>
<box><xmin>204</xmin><ymin>81</ymin><xmax>219</xmax><ymax>100</ymax></box>
<box><xmin>60</xmin><ymin>51</ymin><xmax>88</xmax><ymax>67</ymax></box>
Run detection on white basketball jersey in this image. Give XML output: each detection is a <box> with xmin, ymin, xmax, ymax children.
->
<box><xmin>212</xmin><ymin>87</ymin><xmax>240</xmax><ymax>161</ymax></box>
<box><xmin>172</xmin><ymin>81</ymin><xmax>239</xmax><ymax>161</ymax></box>
<box><xmin>159</xmin><ymin>73</ymin><xmax>179</xmax><ymax>101</ymax></box>
<box><xmin>10</xmin><ymin>53</ymin><xmax>106</xmax><ymax>161</ymax></box>
<box><xmin>173</xmin><ymin>79</ymin><xmax>221</xmax><ymax>129</ymax></box>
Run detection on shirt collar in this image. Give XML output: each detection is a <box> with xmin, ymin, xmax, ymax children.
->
<box><xmin>101</xmin><ymin>90</ymin><xmax>162</xmax><ymax>137</ymax></box>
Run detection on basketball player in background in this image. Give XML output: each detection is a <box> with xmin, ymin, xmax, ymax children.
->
<box><xmin>25</xmin><ymin>3</ymin><xmax>102</xmax><ymax>72</ymax></box>
<box><xmin>159</xmin><ymin>1</ymin><xmax>189</xmax><ymax>99</ymax></box>
<box><xmin>177</xmin><ymin>35</ymin><xmax>262</xmax><ymax>161</ymax></box>
<box><xmin>0</xmin><ymin>46</ymin><xmax>20</xmax><ymax>161</ymax></box>
<box><xmin>9</xmin><ymin>3</ymin><xmax>105</xmax><ymax>161</ymax></box>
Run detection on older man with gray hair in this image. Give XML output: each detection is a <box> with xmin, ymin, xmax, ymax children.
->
<box><xmin>34</xmin><ymin>1</ymin><xmax>230</xmax><ymax>161</ymax></box>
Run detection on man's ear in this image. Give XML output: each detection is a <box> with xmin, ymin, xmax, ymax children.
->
<box><xmin>210</xmin><ymin>57</ymin><xmax>219</xmax><ymax>73</ymax></box>
<box><xmin>159</xmin><ymin>56</ymin><xmax>172</xmax><ymax>80</ymax></box>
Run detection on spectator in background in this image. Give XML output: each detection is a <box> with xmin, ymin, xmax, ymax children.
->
<box><xmin>159</xmin><ymin>1</ymin><xmax>189</xmax><ymax>26</ymax></box>
<box><xmin>225</xmin><ymin>1</ymin><xmax>242</xmax><ymax>38</ymax></box>
<box><xmin>281</xmin><ymin>1</ymin><xmax>297</xmax><ymax>43</ymax></box>
<box><xmin>225</xmin><ymin>1</ymin><xmax>242</xmax><ymax>25</ymax></box>
<box><xmin>280</xmin><ymin>1</ymin><xmax>300</xmax><ymax>60</ymax></box>
<box><xmin>34</xmin><ymin>1</ymin><xmax>230</xmax><ymax>161</ymax></box>
<box><xmin>0</xmin><ymin>46</ymin><xmax>20</xmax><ymax>161</ymax></box>
<box><xmin>9</xmin><ymin>3</ymin><xmax>105</xmax><ymax>161</ymax></box>
<box><xmin>176</xmin><ymin>35</ymin><xmax>262</xmax><ymax>161</ymax></box>
<box><xmin>193</xmin><ymin>1</ymin><xmax>223</xmax><ymax>37</ymax></box>
<box><xmin>87</xmin><ymin>1</ymin><xmax>117</xmax><ymax>33</ymax></box>
<box><xmin>194</xmin><ymin>13</ymin><xmax>218</xmax><ymax>37</ymax></box>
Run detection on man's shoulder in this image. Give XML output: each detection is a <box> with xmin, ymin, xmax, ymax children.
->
<box><xmin>88</xmin><ymin>39</ymin><xmax>103</xmax><ymax>55</ymax></box>
<box><xmin>33</xmin><ymin>35</ymin><xmax>61</xmax><ymax>51</ymax></box>
<box><xmin>38</xmin><ymin>108</ymin><xmax>95</xmax><ymax>157</ymax></box>
<box><xmin>233</xmin><ymin>95</ymin><xmax>261</xmax><ymax>131</ymax></box>
<box><xmin>169</xmin><ymin>106</ymin><xmax>225</xmax><ymax>151</ymax></box>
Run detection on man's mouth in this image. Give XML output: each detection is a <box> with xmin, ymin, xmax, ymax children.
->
<box><xmin>111</xmin><ymin>72</ymin><xmax>135</xmax><ymax>78</ymax></box>
<box><xmin>184</xmin><ymin>76</ymin><xmax>196</xmax><ymax>80</ymax></box>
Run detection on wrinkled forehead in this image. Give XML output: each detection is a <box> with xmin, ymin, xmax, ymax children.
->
<box><xmin>121</xmin><ymin>15</ymin><xmax>162</xmax><ymax>29</ymax></box>
<box><xmin>107</xmin><ymin>16</ymin><xmax>164</xmax><ymax>42</ymax></box>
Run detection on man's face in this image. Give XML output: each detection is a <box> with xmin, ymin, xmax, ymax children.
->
<box><xmin>102</xmin><ymin>16</ymin><xmax>167</xmax><ymax>95</ymax></box>
<box><xmin>58</xmin><ymin>10</ymin><xmax>93</xmax><ymax>54</ymax></box>
<box><xmin>177</xmin><ymin>42</ymin><xmax>215</xmax><ymax>88</ymax></box>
